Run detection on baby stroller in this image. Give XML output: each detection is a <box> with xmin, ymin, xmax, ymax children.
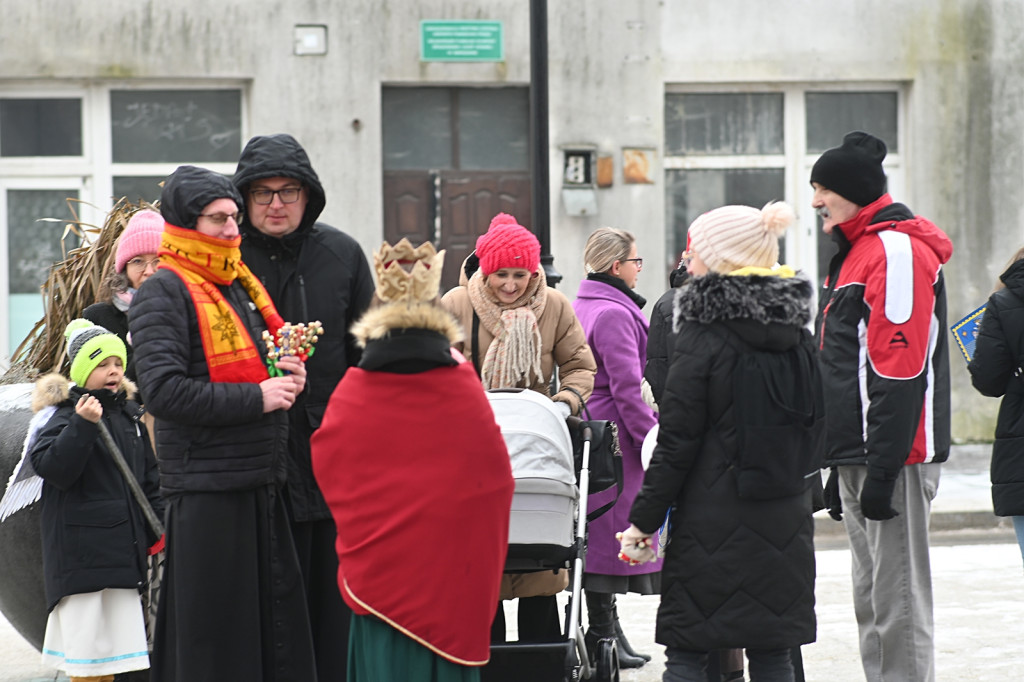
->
<box><xmin>483</xmin><ymin>389</ymin><xmax>620</xmax><ymax>682</ymax></box>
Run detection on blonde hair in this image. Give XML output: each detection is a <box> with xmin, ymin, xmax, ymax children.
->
<box><xmin>584</xmin><ymin>227</ymin><xmax>635</xmax><ymax>274</ymax></box>
<box><xmin>994</xmin><ymin>245</ymin><xmax>1024</xmax><ymax>292</ymax></box>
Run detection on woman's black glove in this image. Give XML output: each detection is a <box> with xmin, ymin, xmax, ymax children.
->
<box><xmin>822</xmin><ymin>468</ymin><xmax>843</xmax><ymax>521</ymax></box>
<box><xmin>860</xmin><ymin>470</ymin><xmax>900</xmax><ymax>521</ymax></box>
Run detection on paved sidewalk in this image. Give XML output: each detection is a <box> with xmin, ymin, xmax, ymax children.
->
<box><xmin>610</xmin><ymin>539</ymin><xmax>1023</xmax><ymax>682</ymax></box>
<box><xmin>1</xmin><ymin>443</ymin><xmax>1014</xmax><ymax>681</ymax></box>
<box><xmin>9</xmin><ymin>538</ymin><xmax>1017</xmax><ymax>682</ymax></box>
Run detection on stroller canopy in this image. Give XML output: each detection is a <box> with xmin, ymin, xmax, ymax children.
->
<box><xmin>486</xmin><ymin>390</ymin><xmax>575</xmax><ymax>487</ymax></box>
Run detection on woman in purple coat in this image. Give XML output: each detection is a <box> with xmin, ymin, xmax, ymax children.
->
<box><xmin>573</xmin><ymin>227</ymin><xmax>660</xmax><ymax>669</ymax></box>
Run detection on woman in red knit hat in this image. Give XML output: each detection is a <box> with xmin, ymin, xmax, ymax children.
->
<box><xmin>441</xmin><ymin>212</ymin><xmax>596</xmax><ymax>644</ymax></box>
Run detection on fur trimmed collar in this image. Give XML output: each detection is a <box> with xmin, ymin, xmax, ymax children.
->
<box><xmin>31</xmin><ymin>372</ymin><xmax>139</xmax><ymax>412</ymax></box>
<box><xmin>673</xmin><ymin>272</ymin><xmax>813</xmax><ymax>332</ymax></box>
<box><xmin>351</xmin><ymin>302</ymin><xmax>463</xmax><ymax>347</ymax></box>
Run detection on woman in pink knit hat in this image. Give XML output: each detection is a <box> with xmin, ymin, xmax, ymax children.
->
<box><xmin>83</xmin><ymin>209</ymin><xmax>164</xmax><ymax>386</ymax></box>
<box><xmin>441</xmin><ymin>212</ymin><xmax>597</xmax><ymax>645</ymax></box>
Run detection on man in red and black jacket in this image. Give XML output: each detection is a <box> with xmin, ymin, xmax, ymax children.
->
<box><xmin>812</xmin><ymin>131</ymin><xmax>952</xmax><ymax>682</ymax></box>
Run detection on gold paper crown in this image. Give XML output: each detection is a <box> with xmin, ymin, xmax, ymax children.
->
<box><xmin>373</xmin><ymin>238</ymin><xmax>446</xmax><ymax>303</ymax></box>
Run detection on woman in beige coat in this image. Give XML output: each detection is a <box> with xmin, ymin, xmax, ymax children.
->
<box><xmin>441</xmin><ymin>212</ymin><xmax>596</xmax><ymax>644</ymax></box>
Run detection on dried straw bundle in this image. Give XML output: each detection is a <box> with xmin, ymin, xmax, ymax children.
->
<box><xmin>3</xmin><ymin>198</ymin><xmax>157</xmax><ymax>383</ymax></box>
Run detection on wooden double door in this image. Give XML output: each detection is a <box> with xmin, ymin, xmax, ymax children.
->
<box><xmin>382</xmin><ymin>170</ymin><xmax>531</xmax><ymax>294</ymax></box>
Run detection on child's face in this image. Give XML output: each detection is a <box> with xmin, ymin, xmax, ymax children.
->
<box><xmin>84</xmin><ymin>356</ymin><xmax>124</xmax><ymax>392</ymax></box>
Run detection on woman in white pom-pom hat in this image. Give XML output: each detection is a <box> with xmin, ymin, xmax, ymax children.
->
<box><xmin>622</xmin><ymin>202</ymin><xmax>820</xmax><ymax>682</ymax></box>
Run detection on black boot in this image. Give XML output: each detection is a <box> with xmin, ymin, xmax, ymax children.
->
<box><xmin>585</xmin><ymin>590</ymin><xmax>646</xmax><ymax>669</ymax></box>
<box><xmin>611</xmin><ymin>594</ymin><xmax>652</xmax><ymax>662</ymax></box>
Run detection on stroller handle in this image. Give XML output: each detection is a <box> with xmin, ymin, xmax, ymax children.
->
<box><xmin>565</xmin><ymin>415</ymin><xmax>593</xmax><ymax>441</ymax></box>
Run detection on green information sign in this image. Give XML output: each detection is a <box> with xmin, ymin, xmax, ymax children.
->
<box><xmin>421</xmin><ymin>20</ymin><xmax>504</xmax><ymax>62</ymax></box>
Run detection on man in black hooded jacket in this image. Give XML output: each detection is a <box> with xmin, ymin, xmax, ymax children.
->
<box><xmin>234</xmin><ymin>134</ymin><xmax>374</xmax><ymax>681</ymax></box>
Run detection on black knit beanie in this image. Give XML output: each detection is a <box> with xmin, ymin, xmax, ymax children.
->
<box><xmin>810</xmin><ymin>131</ymin><xmax>888</xmax><ymax>207</ymax></box>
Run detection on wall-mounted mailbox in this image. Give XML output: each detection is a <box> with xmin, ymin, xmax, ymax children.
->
<box><xmin>563</xmin><ymin>148</ymin><xmax>595</xmax><ymax>187</ymax></box>
<box><xmin>560</xmin><ymin>145</ymin><xmax>599</xmax><ymax>216</ymax></box>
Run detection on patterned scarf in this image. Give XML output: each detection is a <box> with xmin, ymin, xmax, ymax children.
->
<box><xmin>467</xmin><ymin>268</ymin><xmax>547</xmax><ymax>389</ymax></box>
<box><xmin>159</xmin><ymin>224</ymin><xmax>284</xmax><ymax>383</ymax></box>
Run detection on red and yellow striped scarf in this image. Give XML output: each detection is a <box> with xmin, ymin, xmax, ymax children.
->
<box><xmin>159</xmin><ymin>224</ymin><xmax>284</xmax><ymax>383</ymax></box>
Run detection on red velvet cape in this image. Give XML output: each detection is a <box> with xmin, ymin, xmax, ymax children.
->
<box><xmin>311</xmin><ymin>360</ymin><xmax>513</xmax><ymax>665</ymax></box>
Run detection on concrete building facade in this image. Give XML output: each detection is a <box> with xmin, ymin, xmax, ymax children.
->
<box><xmin>1</xmin><ymin>0</ymin><xmax>1021</xmax><ymax>439</ymax></box>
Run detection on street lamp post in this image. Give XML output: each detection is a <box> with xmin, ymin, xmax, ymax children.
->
<box><xmin>530</xmin><ymin>0</ymin><xmax>561</xmax><ymax>285</ymax></box>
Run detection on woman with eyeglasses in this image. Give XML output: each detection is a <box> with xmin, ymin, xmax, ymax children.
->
<box><xmin>128</xmin><ymin>165</ymin><xmax>315</xmax><ymax>681</ymax></box>
<box><xmin>571</xmin><ymin>227</ymin><xmax>660</xmax><ymax>669</ymax></box>
<box><xmin>84</xmin><ymin>209</ymin><xmax>164</xmax><ymax>391</ymax></box>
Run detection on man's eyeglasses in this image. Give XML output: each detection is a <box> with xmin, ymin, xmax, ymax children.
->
<box><xmin>127</xmin><ymin>257</ymin><xmax>161</xmax><ymax>270</ymax></box>
<box><xmin>198</xmin><ymin>212</ymin><xmax>243</xmax><ymax>226</ymax></box>
<box><xmin>622</xmin><ymin>257</ymin><xmax>643</xmax><ymax>270</ymax></box>
<box><xmin>249</xmin><ymin>187</ymin><xmax>303</xmax><ymax>205</ymax></box>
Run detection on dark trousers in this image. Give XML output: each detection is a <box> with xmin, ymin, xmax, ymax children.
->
<box><xmin>704</xmin><ymin>648</ymin><xmax>805</xmax><ymax>681</ymax></box>
<box><xmin>292</xmin><ymin>517</ymin><xmax>353</xmax><ymax>682</ymax></box>
<box><xmin>666</xmin><ymin>647</ymin><xmax>794</xmax><ymax>682</ymax></box>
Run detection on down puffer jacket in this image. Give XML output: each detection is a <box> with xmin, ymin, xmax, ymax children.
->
<box><xmin>29</xmin><ymin>375</ymin><xmax>162</xmax><ymax>610</ymax></box>
<box><xmin>129</xmin><ymin>269</ymin><xmax>289</xmax><ymax>496</ymax></box>
<box><xmin>630</xmin><ymin>272</ymin><xmax>817</xmax><ymax>652</ymax></box>
<box><xmin>968</xmin><ymin>257</ymin><xmax>1024</xmax><ymax>516</ymax></box>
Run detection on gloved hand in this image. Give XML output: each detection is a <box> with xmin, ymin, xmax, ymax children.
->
<box><xmin>822</xmin><ymin>468</ymin><xmax>843</xmax><ymax>521</ymax></box>
<box><xmin>616</xmin><ymin>524</ymin><xmax>656</xmax><ymax>565</ymax></box>
<box><xmin>860</xmin><ymin>471</ymin><xmax>900</xmax><ymax>521</ymax></box>
<box><xmin>553</xmin><ymin>401</ymin><xmax>572</xmax><ymax>419</ymax></box>
<box><xmin>640</xmin><ymin>378</ymin><xmax>659</xmax><ymax>413</ymax></box>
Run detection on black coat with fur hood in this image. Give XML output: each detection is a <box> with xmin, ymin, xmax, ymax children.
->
<box><xmin>630</xmin><ymin>272</ymin><xmax>817</xmax><ymax>652</ymax></box>
<box><xmin>28</xmin><ymin>374</ymin><xmax>162</xmax><ymax>611</ymax></box>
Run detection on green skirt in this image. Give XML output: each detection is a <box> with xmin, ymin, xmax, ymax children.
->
<box><xmin>349</xmin><ymin>614</ymin><xmax>482</xmax><ymax>682</ymax></box>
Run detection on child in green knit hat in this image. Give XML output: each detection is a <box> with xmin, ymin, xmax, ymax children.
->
<box><xmin>24</xmin><ymin>319</ymin><xmax>163</xmax><ymax>681</ymax></box>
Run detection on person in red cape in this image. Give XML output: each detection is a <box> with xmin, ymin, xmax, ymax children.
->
<box><xmin>311</xmin><ymin>238</ymin><xmax>514</xmax><ymax>681</ymax></box>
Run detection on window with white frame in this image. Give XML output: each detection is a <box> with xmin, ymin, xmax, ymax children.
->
<box><xmin>664</xmin><ymin>85</ymin><xmax>903</xmax><ymax>288</ymax></box>
<box><xmin>0</xmin><ymin>84</ymin><xmax>244</xmax><ymax>359</ymax></box>
<box><xmin>109</xmin><ymin>88</ymin><xmax>243</xmax><ymax>202</ymax></box>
